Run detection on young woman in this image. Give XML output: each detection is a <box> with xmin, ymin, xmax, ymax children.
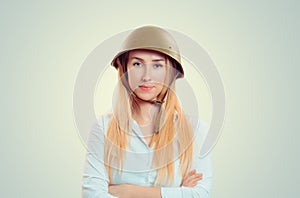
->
<box><xmin>82</xmin><ymin>26</ymin><xmax>212</xmax><ymax>198</ymax></box>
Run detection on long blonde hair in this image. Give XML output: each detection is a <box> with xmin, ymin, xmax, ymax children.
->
<box><xmin>105</xmin><ymin>52</ymin><xmax>194</xmax><ymax>186</ymax></box>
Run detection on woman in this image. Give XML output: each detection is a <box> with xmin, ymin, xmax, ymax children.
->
<box><xmin>82</xmin><ymin>26</ymin><xmax>212</xmax><ymax>198</ymax></box>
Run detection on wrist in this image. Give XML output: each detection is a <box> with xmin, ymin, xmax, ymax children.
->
<box><xmin>128</xmin><ymin>185</ymin><xmax>161</xmax><ymax>198</ymax></box>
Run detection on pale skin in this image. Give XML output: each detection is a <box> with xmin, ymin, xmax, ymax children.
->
<box><xmin>108</xmin><ymin>50</ymin><xmax>203</xmax><ymax>198</ymax></box>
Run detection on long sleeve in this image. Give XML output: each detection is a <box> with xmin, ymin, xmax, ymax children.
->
<box><xmin>160</xmin><ymin>153</ymin><xmax>213</xmax><ymax>198</ymax></box>
<box><xmin>161</xmin><ymin>119</ymin><xmax>213</xmax><ymax>198</ymax></box>
<box><xmin>82</xmin><ymin>118</ymin><xmax>117</xmax><ymax>198</ymax></box>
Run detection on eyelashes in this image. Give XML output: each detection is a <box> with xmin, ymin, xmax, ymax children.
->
<box><xmin>132</xmin><ymin>62</ymin><xmax>164</xmax><ymax>68</ymax></box>
<box><xmin>153</xmin><ymin>63</ymin><xmax>163</xmax><ymax>68</ymax></box>
<box><xmin>133</xmin><ymin>62</ymin><xmax>143</xmax><ymax>67</ymax></box>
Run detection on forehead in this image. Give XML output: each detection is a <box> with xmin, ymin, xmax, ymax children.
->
<box><xmin>128</xmin><ymin>49</ymin><xmax>166</xmax><ymax>60</ymax></box>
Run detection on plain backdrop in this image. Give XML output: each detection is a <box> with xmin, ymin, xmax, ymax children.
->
<box><xmin>1</xmin><ymin>0</ymin><xmax>299</xmax><ymax>197</ymax></box>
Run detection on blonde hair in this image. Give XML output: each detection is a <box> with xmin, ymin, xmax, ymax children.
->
<box><xmin>105</xmin><ymin>52</ymin><xmax>194</xmax><ymax>186</ymax></box>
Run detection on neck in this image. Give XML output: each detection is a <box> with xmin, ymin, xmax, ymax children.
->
<box><xmin>133</xmin><ymin>101</ymin><xmax>160</xmax><ymax>126</ymax></box>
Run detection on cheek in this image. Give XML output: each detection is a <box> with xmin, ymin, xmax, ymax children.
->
<box><xmin>153</xmin><ymin>70</ymin><xmax>167</xmax><ymax>84</ymax></box>
<box><xmin>127</xmin><ymin>69</ymin><xmax>141</xmax><ymax>89</ymax></box>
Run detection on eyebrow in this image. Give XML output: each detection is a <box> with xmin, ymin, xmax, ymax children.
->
<box><xmin>131</xmin><ymin>57</ymin><xmax>165</xmax><ymax>62</ymax></box>
<box><xmin>152</xmin><ymin>59</ymin><xmax>165</xmax><ymax>62</ymax></box>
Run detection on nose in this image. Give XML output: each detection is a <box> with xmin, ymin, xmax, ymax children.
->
<box><xmin>142</xmin><ymin>64</ymin><xmax>152</xmax><ymax>82</ymax></box>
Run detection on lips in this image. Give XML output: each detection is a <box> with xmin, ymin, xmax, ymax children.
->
<box><xmin>139</xmin><ymin>85</ymin><xmax>154</xmax><ymax>91</ymax></box>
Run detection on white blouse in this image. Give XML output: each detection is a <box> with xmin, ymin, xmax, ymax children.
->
<box><xmin>82</xmin><ymin>114</ymin><xmax>212</xmax><ymax>198</ymax></box>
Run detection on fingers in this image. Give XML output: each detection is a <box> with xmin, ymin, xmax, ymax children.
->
<box><xmin>188</xmin><ymin>169</ymin><xmax>196</xmax><ymax>177</ymax></box>
<box><xmin>183</xmin><ymin>169</ymin><xmax>196</xmax><ymax>181</ymax></box>
<box><xmin>185</xmin><ymin>173</ymin><xmax>203</xmax><ymax>184</ymax></box>
<box><xmin>189</xmin><ymin>174</ymin><xmax>202</xmax><ymax>187</ymax></box>
<box><xmin>181</xmin><ymin>170</ymin><xmax>203</xmax><ymax>187</ymax></box>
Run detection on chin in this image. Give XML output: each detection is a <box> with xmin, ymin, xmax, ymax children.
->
<box><xmin>135</xmin><ymin>93</ymin><xmax>157</xmax><ymax>102</ymax></box>
<box><xmin>137</xmin><ymin>96</ymin><xmax>157</xmax><ymax>101</ymax></box>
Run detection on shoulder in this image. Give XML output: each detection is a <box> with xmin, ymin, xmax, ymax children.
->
<box><xmin>186</xmin><ymin>114</ymin><xmax>209</xmax><ymax>134</ymax></box>
<box><xmin>185</xmin><ymin>114</ymin><xmax>209</xmax><ymax>150</ymax></box>
<box><xmin>96</xmin><ymin>113</ymin><xmax>113</xmax><ymax>128</ymax></box>
<box><xmin>90</xmin><ymin>113</ymin><xmax>113</xmax><ymax>136</ymax></box>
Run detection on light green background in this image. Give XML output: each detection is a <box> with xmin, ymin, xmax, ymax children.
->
<box><xmin>1</xmin><ymin>0</ymin><xmax>299</xmax><ymax>197</ymax></box>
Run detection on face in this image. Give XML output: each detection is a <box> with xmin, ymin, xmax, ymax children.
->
<box><xmin>127</xmin><ymin>49</ymin><xmax>167</xmax><ymax>102</ymax></box>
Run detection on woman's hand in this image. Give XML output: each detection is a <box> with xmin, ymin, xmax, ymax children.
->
<box><xmin>109</xmin><ymin>184</ymin><xmax>134</xmax><ymax>198</ymax></box>
<box><xmin>108</xmin><ymin>171</ymin><xmax>202</xmax><ymax>198</ymax></box>
<box><xmin>108</xmin><ymin>184</ymin><xmax>161</xmax><ymax>198</ymax></box>
<box><xmin>181</xmin><ymin>169</ymin><xmax>203</xmax><ymax>187</ymax></box>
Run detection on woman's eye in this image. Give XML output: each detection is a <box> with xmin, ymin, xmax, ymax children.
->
<box><xmin>133</xmin><ymin>62</ymin><xmax>143</xmax><ymax>67</ymax></box>
<box><xmin>153</xmin><ymin>64</ymin><xmax>163</xmax><ymax>68</ymax></box>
